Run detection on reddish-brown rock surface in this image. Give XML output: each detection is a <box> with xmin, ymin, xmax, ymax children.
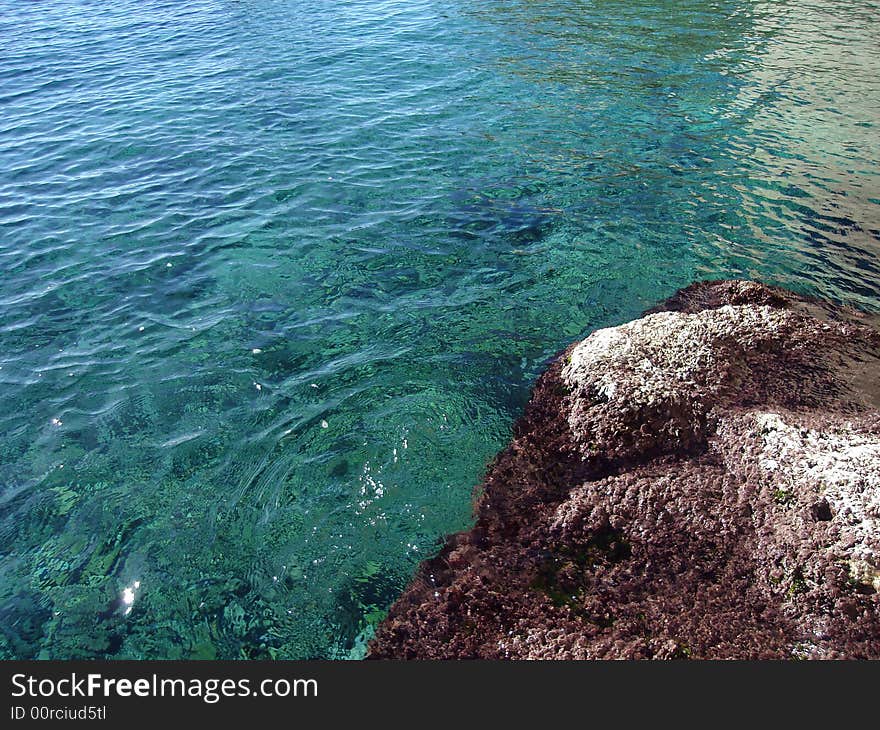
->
<box><xmin>368</xmin><ymin>280</ymin><xmax>880</xmax><ymax>659</ymax></box>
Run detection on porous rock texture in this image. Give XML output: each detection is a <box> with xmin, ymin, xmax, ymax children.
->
<box><xmin>368</xmin><ymin>280</ymin><xmax>880</xmax><ymax>659</ymax></box>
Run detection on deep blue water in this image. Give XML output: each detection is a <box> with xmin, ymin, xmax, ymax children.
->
<box><xmin>1</xmin><ymin>0</ymin><xmax>878</xmax><ymax>658</ymax></box>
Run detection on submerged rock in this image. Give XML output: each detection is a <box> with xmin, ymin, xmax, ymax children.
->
<box><xmin>368</xmin><ymin>280</ymin><xmax>880</xmax><ymax>659</ymax></box>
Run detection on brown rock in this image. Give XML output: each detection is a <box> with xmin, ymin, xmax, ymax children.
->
<box><xmin>368</xmin><ymin>280</ymin><xmax>880</xmax><ymax>659</ymax></box>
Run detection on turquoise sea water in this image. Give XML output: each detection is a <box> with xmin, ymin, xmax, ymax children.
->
<box><xmin>1</xmin><ymin>0</ymin><xmax>878</xmax><ymax>659</ymax></box>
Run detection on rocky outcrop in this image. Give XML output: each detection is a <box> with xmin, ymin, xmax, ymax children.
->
<box><xmin>368</xmin><ymin>280</ymin><xmax>880</xmax><ymax>659</ymax></box>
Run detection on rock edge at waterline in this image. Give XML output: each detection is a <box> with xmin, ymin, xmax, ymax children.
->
<box><xmin>368</xmin><ymin>280</ymin><xmax>880</xmax><ymax>659</ymax></box>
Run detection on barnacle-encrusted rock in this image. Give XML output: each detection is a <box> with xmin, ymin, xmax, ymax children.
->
<box><xmin>368</xmin><ymin>280</ymin><xmax>880</xmax><ymax>659</ymax></box>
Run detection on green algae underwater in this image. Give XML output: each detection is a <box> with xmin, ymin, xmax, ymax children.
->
<box><xmin>1</xmin><ymin>0</ymin><xmax>879</xmax><ymax>659</ymax></box>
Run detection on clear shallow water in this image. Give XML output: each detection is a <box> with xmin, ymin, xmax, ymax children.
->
<box><xmin>1</xmin><ymin>0</ymin><xmax>878</xmax><ymax>659</ymax></box>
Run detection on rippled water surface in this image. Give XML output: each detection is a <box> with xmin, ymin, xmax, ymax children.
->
<box><xmin>1</xmin><ymin>0</ymin><xmax>878</xmax><ymax>658</ymax></box>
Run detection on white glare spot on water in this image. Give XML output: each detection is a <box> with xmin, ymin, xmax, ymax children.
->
<box><xmin>254</xmin><ymin>382</ymin><xmax>262</xmax><ymax>391</ymax></box>
<box><xmin>357</xmin><ymin>462</ymin><xmax>386</xmax><ymax>512</ymax></box>
<box><xmin>320</xmin><ymin>419</ymin><xmax>328</xmax><ymax>429</ymax></box>
<box><xmin>121</xmin><ymin>580</ymin><xmax>141</xmax><ymax>616</ymax></box>
<box><xmin>138</xmin><ymin>326</ymin><xmax>144</xmax><ymax>332</ymax></box>
<box><xmin>51</xmin><ymin>417</ymin><xmax>62</xmax><ymax>426</ymax></box>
